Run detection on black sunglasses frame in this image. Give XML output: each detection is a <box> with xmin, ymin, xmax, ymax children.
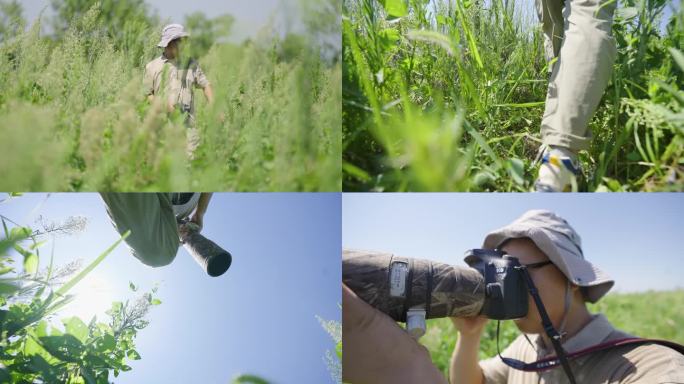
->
<box><xmin>522</xmin><ymin>260</ymin><xmax>553</xmax><ymax>270</ymax></box>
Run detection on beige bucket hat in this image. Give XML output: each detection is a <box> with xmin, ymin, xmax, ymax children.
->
<box><xmin>157</xmin><ymin>24</ymin><xmax>190</xmax><ymax>48</ymax></box>
<box><xmin>482</xmin><ymin>209</ymin><xmax>614</xmax><ymax>303</ymax></box>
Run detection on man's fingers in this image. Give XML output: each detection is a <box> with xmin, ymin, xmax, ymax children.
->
<box><xmin>189</xmin><ymin>216</ymin><xmax>203</xmax><ymax>232</ymax></box>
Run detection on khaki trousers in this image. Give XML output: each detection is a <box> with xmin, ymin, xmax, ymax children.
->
<box><xmin>101</xmin><ymin>193</ymin><xmax>180</xmax><ymax>268</ymax></box>
<box><xmin>187</xmin><ymin>126</ymin><xmax>200</xmax><ymax>159</ymax></box>
<box><xmin>537</xmin><ymin>0</ymin><xmax>617</xmax><ymax>151</ymax></box>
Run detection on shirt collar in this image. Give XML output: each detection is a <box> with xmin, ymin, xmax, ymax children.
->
<box><xmin>532</xmin><ymin>313</ymin><xmax>616</xmax><ymax>356</ymax></box>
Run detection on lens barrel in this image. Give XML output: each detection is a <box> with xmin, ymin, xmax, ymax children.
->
<box><xmin>343</xmin><ymin>249</ymin><xmax>485</xmax><ymax>322</ymax></box>
<box><xmin>182</xmin><ymin>230</ymin><xmax>232</xmax><ymax>277</ymax></box>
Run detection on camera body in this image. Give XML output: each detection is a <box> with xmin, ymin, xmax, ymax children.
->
<box><xmin>464</xmin><ymin>249</ymin><xmax>528</xmax><ymax>320</ymax></box>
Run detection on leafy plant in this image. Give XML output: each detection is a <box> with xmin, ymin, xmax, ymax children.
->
<box><xmin>232</xmin><ymin>374</ymin><xmax>271</xmax><ymax>384</ymax></box>
<box><xmin>0</xmin><ymin>207</ymin><xmax>159</xmax><ymax>383</ymax></box>
<box><xmin>317</xmin><ymin>310</ymin><xmax>342</xmax><ymax>383</ymax></box>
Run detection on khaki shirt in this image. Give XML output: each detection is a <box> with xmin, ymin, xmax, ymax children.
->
<box><xmin>481</xmin><ymin>314</ymin><xmax>684</xmax><ymax>384</ymax></box>
<box><xmin>143</xmin><ymin>55</ymin><xmax>210</xmax><ymax>118</ymax></box>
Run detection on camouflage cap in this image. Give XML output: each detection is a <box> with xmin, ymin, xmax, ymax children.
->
<box><xmin>482</xmin><ymin>209</ymin><xmax>614</xmax><ymax>303</ymax></box>
<box><xmin>158</xmin><ymin>24</ymin><xmax>190</xmax><ymax>48</ymax></box>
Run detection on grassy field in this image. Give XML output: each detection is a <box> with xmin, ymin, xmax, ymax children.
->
<box><xmin>343</xmin><ymin>0</ymin><xmax>683</xmax><ymax>191</ymax></box>
<box><xmin>0</xmin><ymin>3</ymin><xmax>341</xmax><ymax>191</ymax></box>
<box><xmin>419</xmin><ymin>289</ymin><xmax>684</xmax><ymax>377</ymax></box>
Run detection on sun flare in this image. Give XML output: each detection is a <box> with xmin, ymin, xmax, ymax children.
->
<box><xmin>59</xmin><ymin>272</ymin><xmax>116</xmax><ymax>322</ymax></box>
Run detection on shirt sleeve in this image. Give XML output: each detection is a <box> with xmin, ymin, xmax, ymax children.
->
<box><xmin>618</xmin><ymin>344</ymin><xmax>684</xmax><ymax>384</ymax></box>
<box><xmin>194</xmin><ymin>64</ymin><xmax>210</xmax><ymax>89</ymax></box>
<box><xmin>480</xmin><ymin>356</ymin><xmax>510</xmax><ymax>384</ymax></box>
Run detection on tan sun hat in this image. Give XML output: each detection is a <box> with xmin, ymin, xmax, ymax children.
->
<box><xmin>482</xmin><ymin>209</ymin><xmax>614</xmax><ymax>303</ymax></box>
<box><xmin>157</xmin><ymin>24</ymin><xmax>190</xmax><ymax>48</ymax></box>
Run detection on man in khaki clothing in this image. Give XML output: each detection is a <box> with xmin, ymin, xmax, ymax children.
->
<box><xmin>100</xmin><ymin>193</ymin><xmax>212</xmax><ymax>267</ymax></box>
<box><xmin>100</xmin><ymin>193</ymin><xmax>232</xmax><ymax>277</ymax></box>
<box><xmin>450</xmin><ymin>210</ymin><xmax>684</xmax><ymax>383</ymax></box>
<box><xmin>342</xmin><ymin>210</ymin><xmax>684</xmax><ymax>384</ymax></box>
<box><xmin>533</xmin><ymin>0</ymin><xmax>617</xmax><ymax>192</ymax></box>
<box><xmin>143</xmin><ymin>24</ymin><xmax>215</xmax><ymax>158</ymax></box>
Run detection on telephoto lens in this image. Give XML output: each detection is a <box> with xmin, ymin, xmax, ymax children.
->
<box><xmin>179</xmin><ymin>221</ymin><xmax>232</xmax><ymax>277</ymax></box>
<box><xmin>342</xmin><ymin>249</ymin><xmax>485</xmax><ymax>323</ymax></box>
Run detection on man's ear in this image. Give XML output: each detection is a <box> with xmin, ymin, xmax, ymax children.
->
<box><xmin>571</xmin><ymin>284</ymin><xmax>590</xmax><ymax>303</ymax></box>
<box><xmin>568</xmin><ymin>283</ymin><xmax>585</xmax><ymax>298</ymax></box>
<box><xmin>579</xmin><ymin>286</ymin><xmax>590</xmax><ymax>302</ymax></box>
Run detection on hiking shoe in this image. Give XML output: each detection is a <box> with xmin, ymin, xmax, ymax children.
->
<box><xmin>534</xmin><ymin>146</ymin><xmax>580</xmax><ymax>192</ymax></box>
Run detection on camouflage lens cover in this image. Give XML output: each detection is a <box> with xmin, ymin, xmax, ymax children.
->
<box><xmin>343</xmin><ymin>249</ymin><xmax>485</xmax><ymax>322</ymax></box>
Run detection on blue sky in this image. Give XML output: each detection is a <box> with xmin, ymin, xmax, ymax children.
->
<box><xmin>0</xmin><ymin>193</ymin><xmax>340</xmax><ymax>384</ymax></box>
<box><xmin>343</xmin><ymin>193</ymin><xmax>684</xmax><ymax>293</ymax></box>
<box><xmin>425</xmin><ymin>0</ymin><xmax>680</xmax><ymax>32</ymax></box>
<box><xmin>19</xmin><ymin>0</ymin><xmax>301</xmax><ymax>41</ymax></box>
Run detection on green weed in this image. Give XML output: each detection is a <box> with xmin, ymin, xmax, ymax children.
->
<box><xmin>0</xmin><ymin>206</ymin><xmax>160</xmax><ymax>383</ymax></box>
<box><xmin>343</xmin><ymin>0</ymin><xmax>683</xmax><ymax>191</ymax></box>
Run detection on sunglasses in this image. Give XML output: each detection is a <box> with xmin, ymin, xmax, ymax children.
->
<box><xmin>523</xmin><ymin>260</ymin><xmax>553</xmax><ymax>270</ymax></box>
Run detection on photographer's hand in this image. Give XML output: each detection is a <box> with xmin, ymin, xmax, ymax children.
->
<box><xmin>189</xmin><ymin>193</ymin><xmax>212</xmax><ymax>233</ymax></box>
<box><xmin>451</xmin><ymin>316</ymin><xmax>488</xmax><ymax>336</ymax></box>
<box><xmin>343</xmin><ymin>284</ymin><xmax>448</xmax><ymax>384</ymax></box>
<box><xmin>449</xmin><ymin>316</ymin><xmax>488</xmax><ymax>384</ymax></box>
<box><xmin>188</xmin><ymin>213</ymin><xmax>203</xmax><ymax>233</ymax></box>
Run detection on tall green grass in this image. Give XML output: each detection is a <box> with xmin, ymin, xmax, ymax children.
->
<box><xmin>0</xmin><ymin>4</ymin><xmax>341</xmax><ymax>191</ymax></box>
<box><xmin>343</xmin><ymin>0</ymin><xmax>683</xmax><ymax>191</ymax></box>
<box><xmin>420</xmin><ymin>289</ymin><xmax>684</xmax><ymax>377</ymax></box>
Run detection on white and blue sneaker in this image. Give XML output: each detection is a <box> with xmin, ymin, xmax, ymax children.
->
<box><xmin>534</xmin><ymin>146</ymin><xmax>580</xmax><ymax>192</ymax></box>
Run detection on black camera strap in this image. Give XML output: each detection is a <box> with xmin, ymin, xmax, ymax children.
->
<box><xmin>499</xmin><ymin>265</ymin><xmax>578</xmax><ymax>384</ymax></box>
<box><xmin>468</xmin><ymin>249</ymin><xmax>684</xmax><ymax>382</ymax></box>
<box><xmin>497</xmin><ymin>327</ymin><xmax>684</xmax><ymax>373</ymax></box>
